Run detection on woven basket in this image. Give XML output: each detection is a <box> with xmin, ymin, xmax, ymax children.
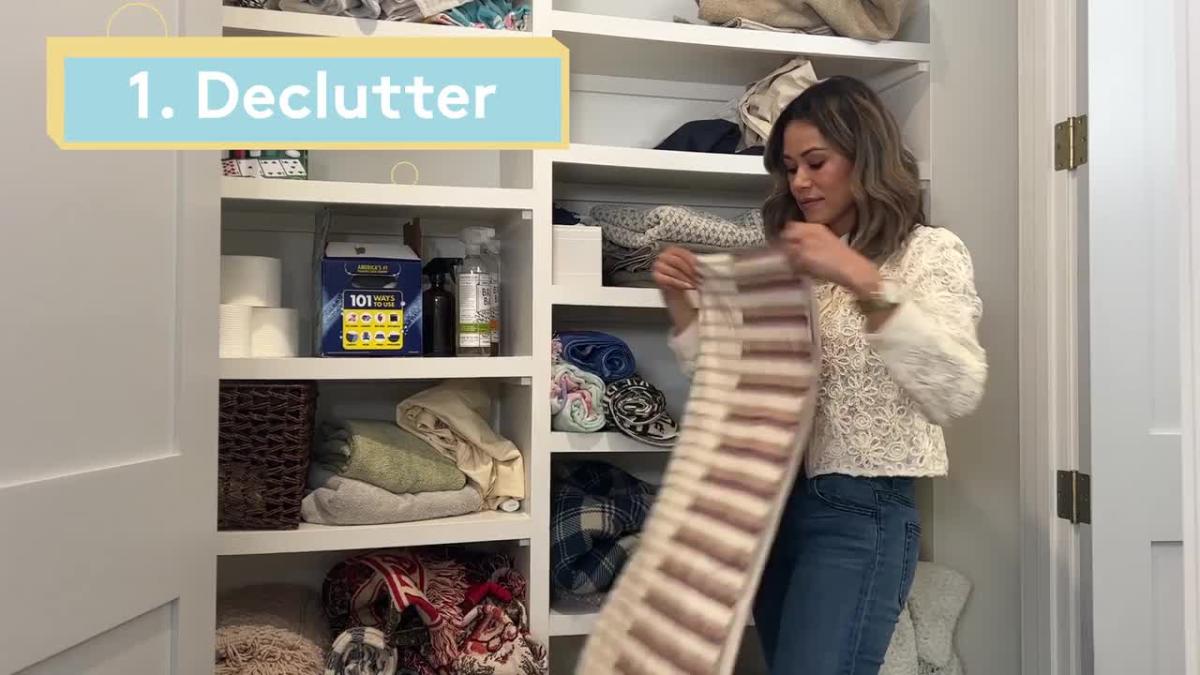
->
<box><xmin>218</xmin><ymin>381</ymin><xmax>317</xmax><ymax>530</ymax></box>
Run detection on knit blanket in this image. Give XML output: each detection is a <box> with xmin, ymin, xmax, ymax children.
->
<box><xmin>315</xmin><ymin>419</ymin><xmax>467</xmax><ymax>496</ymax></box>
<box><xmin>590</xmin><ymin>204</ymin><xmax>766</xmax><ymax>251</ymax></box>
<box><xmin>604</xmin><ymin>375</ymin><xmax>680</xmax><ymax>447</ymax></box>
<box><xmin>396</xmin><ymin>381</ymin><xmax>525</xmax><ymax>509</ymax></box>
<box><xmin>325</xmin><ymin>627</ymin><xmax>398</xmax><ymax>675</ymax></box>
<box><xmin>554</xmin><ymin>331</ymin><xmax>637</xmax><ymax>383</ymax></box>
<box><xmin>216</xmin><ymin>584</ymin><xmax>331</xmax><ymax>675</ymax></box>
<box><xmin>579</xmin><ymin>249</ymin><xmax>820</xmax><ymax>675</ymax></box>
<box><xmin>551</xmin><ymin>363</ymin><xmax>607</xmax><ymax>433</ymax></box>
<box><xmin>302</xmin><ymin>467</ymin><xmax>482</xmax><ymax>526</ymax></box>
<box><xmin>697</xmin><ymin>0</ymin><xmax>916</xmax><ymax>40</ymax></box>
<box><xmin>552</xmin><ymin>461</ymin><xmax>657</xmax><ymax>606</ymax></box>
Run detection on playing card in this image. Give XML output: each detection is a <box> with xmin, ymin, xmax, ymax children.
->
<box><xmin>280</xmin><ymin>158</ymin><xmax>307</xmax><ymax>177</ymax></box>
<box><xmin>222</xmin><ymin>159</ymin><xmax>241</xmax><ymax>177</ymax></box>
<box><xmin>259</xmin><ymin>159</ymin><xmax>286</xmax><ymax>178</ymax></box>
<box><xmin>236</xmin><ymin>159</ymin><xmax>262</xmax><ymax>178</ymax></box>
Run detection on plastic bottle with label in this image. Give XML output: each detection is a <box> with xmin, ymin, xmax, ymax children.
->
<box><xmin>457</xmin><ymin>228</ymin><xmax>492</xmax><ymax>357</ymax></box>
<box><xmin>483</xmin><ymin>229</ymin><xmax>502</xmax><ymax>356</ymax></box>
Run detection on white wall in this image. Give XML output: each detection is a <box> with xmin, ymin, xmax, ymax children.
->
<box><xmin>928</xmin><ymin>1</ymin><xmax>1022</xmax><ymax>673</ymax></box>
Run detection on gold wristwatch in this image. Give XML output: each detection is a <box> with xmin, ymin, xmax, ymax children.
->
<box><xmin>856</xmin><ymin>279</ymin><xmax>902</xmax><ymax>314</ymax></box>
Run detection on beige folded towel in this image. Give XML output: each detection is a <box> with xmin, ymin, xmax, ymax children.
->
<box><xmin>215</xmin><ymin>585</ymin><xmax>330</xmax><ymax>675</ymax></box>
<box><xmin>697</xmin><ymin>0</ymin><xmax>916</xmax><ymax>41</ymax></box>
<box><xmin>396</xmin><ymin>380</ymin><xmax>526</xmax><ymax>509</ymax></box>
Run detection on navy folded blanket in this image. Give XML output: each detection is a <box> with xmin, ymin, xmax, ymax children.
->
<box><xmin>555</xmin><ymin>331</ymin><xmax>636</xmax><ymax>383</ymax></box>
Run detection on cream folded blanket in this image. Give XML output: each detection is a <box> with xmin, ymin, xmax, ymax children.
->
<box><xmin>397</xmin><ymin>380</ymin><xmax>525</xmax><ymax>509</ymax></box>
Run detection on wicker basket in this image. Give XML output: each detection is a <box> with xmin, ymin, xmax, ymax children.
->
<box><xmin>218</xmin><ymin>381</ymin><xmax>318</xmax><ymax>530</ymax></box>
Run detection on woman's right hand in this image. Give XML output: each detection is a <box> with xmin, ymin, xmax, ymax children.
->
<box><xmin>652</xmin><ymin>246</ymin><xmax>700</xmax><ymax>292</ymax></box>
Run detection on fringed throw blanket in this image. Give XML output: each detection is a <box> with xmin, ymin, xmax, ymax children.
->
<box><xmin>578</xmin><ymin>250</ymin><xmax>820</xmax><ymax>675</ymax></box>
<box><xmin>215</xmin><ymin>584</ymin><xmax>331</xmax><ymax>675</ymax></box>
<box><xmin>552</xmin><ymin>461</ymin><xmax>657</xmax><ymax>606</ymax></box>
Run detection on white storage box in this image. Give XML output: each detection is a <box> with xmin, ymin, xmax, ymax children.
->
<box><xmin>552</xmin><ymin>225</ymin><xmax>603</xmax><ymax>287</ymax></box>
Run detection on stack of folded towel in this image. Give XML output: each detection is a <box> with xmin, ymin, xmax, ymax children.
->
<box><xmin>304</xmin><ymin>419</ymin><xmax>481</xmax><ymax>526</ymax></box>
<box><xmin>549</xmin><ymin>331</ymin><xmax>680</xmax><ymax>446</ymax></box>
<box><xmin>590</xmin><ymin>204</ymin><xmax>767</xmax><ymax>287</ymax></box>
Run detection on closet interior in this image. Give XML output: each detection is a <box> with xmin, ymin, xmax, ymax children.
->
<box><xmin>214</xmin><ymin>1</ymin><xmax>1020</xmax><ymax>673</ymax></box>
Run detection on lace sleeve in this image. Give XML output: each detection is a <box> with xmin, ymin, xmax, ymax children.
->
<box><xmin>666</xmin><ymin>320</ymin><xmax>700</xmax><ymax>377</ymax></box>
<box><xmin>866</xmin><ymin>229</ymin><xmax>988</xmax><ymax>425</ymax></box>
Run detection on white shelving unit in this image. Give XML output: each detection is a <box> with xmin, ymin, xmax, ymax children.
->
<box><xmin>220</xmin><ymin>356</ymin><xmax>533</xmax><ymax>381</ymax></box>
<box><xmin>547</xmin><ymin>431</ymin><xmax>669</xmax><ymax>454</ymax></box>
<box><xmin>211</xmin><ymin>4</ymin><xmax>1024</xmax><ymax>674</ymax></box>
<box><xmin>219</xmin><ymin>512</ymin><xmax>531</xmax><ymax>557</ymax></box>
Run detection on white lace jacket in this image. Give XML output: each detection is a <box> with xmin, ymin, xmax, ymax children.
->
<box><xmin>667</xmin><ymin>226</ymin><xmax>987</xmax><ymax>477</ymax></box>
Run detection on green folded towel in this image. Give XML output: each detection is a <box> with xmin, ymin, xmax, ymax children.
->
<box><xmin>315</xmin><ymin>419</ymin><xmax>467</xmax><ymax>495</ymax></box>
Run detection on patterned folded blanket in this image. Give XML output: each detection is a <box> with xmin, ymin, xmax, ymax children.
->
<box><xmin>551</xmin><ymin>461</ymin><xmax>657</xmax><ymax>605</ymax></box>
<box><xmin>555</xmin><ymin>330</ymin><xmax>637</xmax><ymax>383</ymax></box>
<box><xmin>604</xmin><ymin>375</ymin><xmax>680</xmax><ymax>447</ymax></box>
<box><xmin>591</xmin><ymin>204</ymin><xmax>766</xmax><ymax>251</ymax></box>
<box><xmin>315</xmin><ymin>419</ymin><xmax>467</xmax><ymax>496</ymax></box>
<box><xmin>551</xmin><ymin>363</ymin><xmax>607</xmax><ymax>433</ymax></box>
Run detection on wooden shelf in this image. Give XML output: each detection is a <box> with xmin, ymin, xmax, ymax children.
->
<box><xmin>551</xmin><ymin>10</ymin><xmax>931</xmax><ymax>85</ymax></box>
<box><xmin>548</xmin><ymin>432</ymin><xmax>670</xmax><ymax>454</ymax></box>
<box><xmin>220</xmin><ymin>356</ymin><xmax>533</xmax><ymax>381</ymax></box>
<box><xmin>222</xmin><ymin>5</ymin><xmax>532</xmax><ymax>38</ymax></box>
<box><xmin>219</xmin><ymin>511</ymin><xmax>531</xmax><ymax>556</ymax></box>
<box><xmin>221</xmin><ymin>177</ymin><xmax>535</xmax><ymax>219</ymax></box>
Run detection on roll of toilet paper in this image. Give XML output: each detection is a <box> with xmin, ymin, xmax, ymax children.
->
<box><xmin>221</xmin><ymin>255</ymin><xmax>282</xmax><ymax>307</ymax></box>
<box><xmin>219</xmin><ymin>304</ymin><xmax>253</xmax><ymax>358</ymax></box>
<box><xmin>251</xmin><ymin>307</ymin><xmax>300</xmax><ymax>358</ymax></box>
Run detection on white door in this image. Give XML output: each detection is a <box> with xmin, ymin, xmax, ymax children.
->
<box><xmin>1087</xmin><ymin>0</ymin><xmax>1187</xmax><ymax>672</ymax></box>
<box><xmin>0</xmin><ymin>4</ymin><xmax>220</xmax><ymax>674</ymax></box>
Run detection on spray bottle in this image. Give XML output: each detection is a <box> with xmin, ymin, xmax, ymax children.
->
<box><xmin>457</xmin><ymin>228</ymin><xmax>492</xmax><ymax>357</ymax></box>
<box><xmin>422</xmin><ymin>258</ymin><xmax>459</xmax><ymax>357</ymax></box>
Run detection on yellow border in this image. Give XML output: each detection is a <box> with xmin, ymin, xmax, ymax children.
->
<box><xmin>47</xmin><ymin>36</ymin><xmax>569</xmax><ymax>150</ymax></box>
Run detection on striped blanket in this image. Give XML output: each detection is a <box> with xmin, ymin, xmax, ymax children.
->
<box><xmin>578</xmin><ymin>249</ymin><xmax>820</xmax><ymax>675</ymax></box>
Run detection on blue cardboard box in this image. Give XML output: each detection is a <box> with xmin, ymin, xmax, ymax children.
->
<box><xmin>320</xmin><ymin>242</ymin><xmax>423</xmax><ymax>356</ymax></box>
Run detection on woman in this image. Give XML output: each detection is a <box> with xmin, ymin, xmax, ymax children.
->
<box><xmin>652</xmin><ymin>75</ymin><xmax>987</xmax><ymax>674</ymax></box>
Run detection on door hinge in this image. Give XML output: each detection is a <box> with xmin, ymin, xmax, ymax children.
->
<box><xmin>1057</xmin><ymin>470</ymin><xmax>1091</xmax><ymax>524</ymax></box>
<box><xmin>1055</xmin><ymin>114</ymin><xmax>1089</xmax><ymax>171</ymax></box>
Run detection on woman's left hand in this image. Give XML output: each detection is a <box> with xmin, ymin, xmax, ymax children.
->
<box><xmin>779</xmin><ymin>221</ymin><xmax>881</xmax><ymax>297</ymax></box>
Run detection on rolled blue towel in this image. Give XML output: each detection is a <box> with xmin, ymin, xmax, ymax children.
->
<box><xmin>555</xmin><ymin>331</ymin><xmax>636</xmax><ymax>383</ymax></box>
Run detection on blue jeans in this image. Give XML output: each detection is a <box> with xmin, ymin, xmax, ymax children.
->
<box><xmin>753</xmin><ymin>474</ymin><xmax>921</xmax><ymax>675</ymax></box>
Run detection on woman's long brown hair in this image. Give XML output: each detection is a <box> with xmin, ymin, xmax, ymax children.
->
<box><xmin>761</xmin><ymin>75</ymin><xmax>926</xmax><ymax>262</ymax></box>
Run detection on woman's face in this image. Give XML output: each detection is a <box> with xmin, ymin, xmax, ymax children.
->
<box><xmin>781</xmin><ymin>120</ymin><xmax>857</xmax><ymax>234</ymax></box>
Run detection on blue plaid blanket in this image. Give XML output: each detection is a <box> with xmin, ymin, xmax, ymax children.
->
<box><xmin>551</xmin><ymin>461</ymin><xmax>656</xmax><ymax>604</ymax></box>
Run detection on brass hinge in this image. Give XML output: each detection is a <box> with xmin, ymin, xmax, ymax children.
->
<box><xmin>1055</xmin><ymin>115</ymin><xmax>1089</xmax><ymax>171</ymax></box>
<box><xmin>1057</xmin><ymin>470</ymin><xmax>1091</xmax><ymax>524</ymax></box>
